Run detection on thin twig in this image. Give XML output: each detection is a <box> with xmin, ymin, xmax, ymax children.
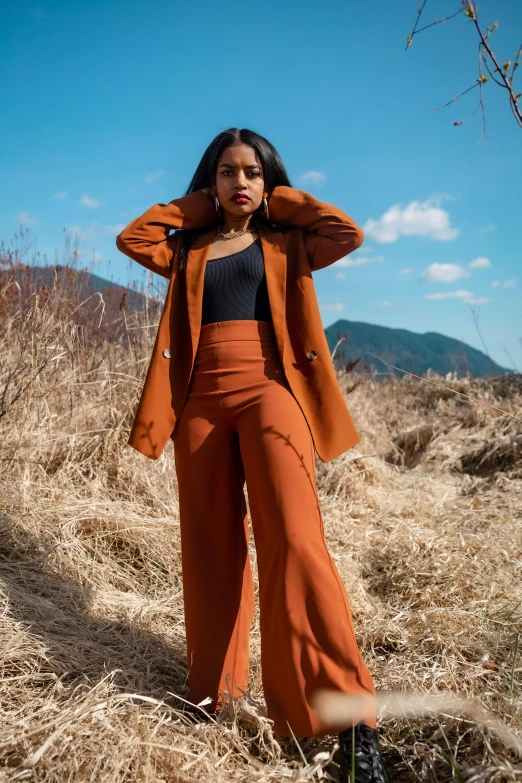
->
<box><xmin>365</xmin><ymin>351</ymin><xmax>522</xmax><ymax>425</ymax></box>
<box><xmin>405</xmin><ymin>1</ymin><xmax>462</xmax><ymax>50</ymax></box>
<box><xmin>469</xmin><ymin>303</ymin><xmax>497</xmax><ymax>376</ymax></box>
<box><xmin>429</xmin><ymin>81</ymin><xmax>479</xmax><ymax>112</ymax></box>
<box><xmin>405</xmin><ymin>0</ymin><xmax>428</xmax><ymax>50</ymax></box>
<box><xmin>331</xmin><ymin>335</ymin><xmax>347</xmax><ymax>362</ymax></box>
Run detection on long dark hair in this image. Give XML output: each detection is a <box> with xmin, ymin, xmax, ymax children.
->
<box><xmin>175</xmin><ymin>128</ymin><xmax>293</xmax><ymax>271</ymax></box>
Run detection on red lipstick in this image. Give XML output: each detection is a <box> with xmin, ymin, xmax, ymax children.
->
<box><xmin>231</xmin><ymin>194</ymin><xmax>250</xmax><ymax>203</ymax></box>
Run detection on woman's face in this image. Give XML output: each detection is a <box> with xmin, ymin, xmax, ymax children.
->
<box><xmin>213</xmin><ymin>143</ymin><xmax>265</xmax><ymax>217</ymax></box>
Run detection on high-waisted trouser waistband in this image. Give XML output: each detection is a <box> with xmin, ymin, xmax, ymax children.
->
<box><xmin>190</xmin><ymin>319</ymin><xmax>284</xmax><ymax>399</ymax></box>
<box><xmin>197</xmin><ymin>319</ymin><xmax>277</xmax><ymax>347</ymax></box>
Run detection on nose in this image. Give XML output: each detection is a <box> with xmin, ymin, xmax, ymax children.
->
<box><xmin>235</xmin><ymin>170</ymin><xmax>248</xmax><ymax>189</ymax></box>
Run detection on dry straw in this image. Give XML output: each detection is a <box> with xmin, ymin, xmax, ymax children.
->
<box><xmin>1</xmin><ymin>234</ymin><xmax>521</xmax><ymax>780</ymax></box>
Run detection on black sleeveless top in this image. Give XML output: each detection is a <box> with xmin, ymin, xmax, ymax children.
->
<box><xmin>201</xmin><ymin>237</ymin><xmax>273</xmax><ymax>326</ymax></box>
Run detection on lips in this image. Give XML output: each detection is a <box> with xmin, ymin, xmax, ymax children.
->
<box><xmin>231</xmin><ymin>194</ymin><xmax>250</xmax><ymax>203</ymax></box>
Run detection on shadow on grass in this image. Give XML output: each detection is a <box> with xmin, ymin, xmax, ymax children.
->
<box><xmin>0</xmin><ymin>514</ymin><xmax>191</xmax><ymax>706</ymax></box>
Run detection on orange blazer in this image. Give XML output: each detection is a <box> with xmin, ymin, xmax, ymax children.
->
<box><xmin>116</xmin><ymin>186</ymin><xmax>364</xmax><ymax>462</ymax></box>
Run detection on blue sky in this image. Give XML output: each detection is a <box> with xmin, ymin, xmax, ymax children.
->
<box><xmin>2</xmin><ymin>1</ymin><xmax>521</xmax><ymax>370</ymax></box>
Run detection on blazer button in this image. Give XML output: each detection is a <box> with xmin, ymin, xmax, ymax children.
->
<box><xmin>306</xmin><ymin>350</ymin><xmax>317</xmax><ymax>361</ymax></box>
<box><xmin>162</xmin><ymin>349</ymin><xmax>172</xmax><ymax>359</ymax></box>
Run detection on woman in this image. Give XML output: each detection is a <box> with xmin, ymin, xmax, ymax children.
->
<box><xmin>116</xmin><ymin>128</ymin><xmax>389</xmax><ymax>782</ymax></box>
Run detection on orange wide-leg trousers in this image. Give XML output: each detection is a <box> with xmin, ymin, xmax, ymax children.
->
<box><xmin>172</xmin><ymin>319</ymin><xmax>376</xmax><ymax>738</ymax></box>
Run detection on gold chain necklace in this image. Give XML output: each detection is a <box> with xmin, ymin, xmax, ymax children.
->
<box><xmin>215</xmin><ymin>226</ymin><xmax>257</xmax><ymax>240</ymax></box>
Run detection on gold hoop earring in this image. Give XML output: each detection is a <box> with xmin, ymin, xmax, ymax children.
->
<box><xmin>263</xmin><ymin>191</ymin><xmax>269</xmax><ymax>220</ymax></box>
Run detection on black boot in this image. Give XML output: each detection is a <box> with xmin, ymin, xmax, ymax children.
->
<box><xmin>178</xmin><ymin>703</ymin><xmax>219</xmax><ymax>724</ymax></box>
<box><xmin>338</xmin><ymin>721</ymin><xmax>391</xmax><ymax>782</ymax></box>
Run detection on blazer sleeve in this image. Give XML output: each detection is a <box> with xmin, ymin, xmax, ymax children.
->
<box><xmin>267</xmin><ymin>185</ymin><xmax>364</xmax><ymax>271</ymax></box>
<box><xmin>115</xmin><ymin>189</ymin><xmax>217</xmax><ymax>279</ymax></box>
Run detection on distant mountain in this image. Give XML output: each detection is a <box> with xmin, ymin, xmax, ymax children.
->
<box><xmin>0</xmin><ymin>264</ymin><xmax>150</xmax><ymax>311</ymax></box>
<box><xmin>325</xmin><ymin>319</ymin><xmax>510</xmax><ymax>377</ymax></box>
<box><xmin>5</xmin><ymin>265</ymin><xmax>509</xmax><ymax>377</ymax></box>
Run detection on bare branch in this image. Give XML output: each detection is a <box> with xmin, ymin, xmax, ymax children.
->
<box><xmin>406</xmin><ymin>4</ymin><xmax>463</xmax><ymax>49</ymax></box>
<box><xmin>509</xmin><ymin>42</ymin><xmax>522</xmax><ymax>82</ymax></box>
<box><xmin>405</xmin><ymin>0</ymin><xmax>428</xmax><ymax>51</ymax></box>
<box><xmin>475</xmin><ymin>43</ymin><xmax>487</xmax><ymax>140</ymax></box>
<box><xmin>482</xmin><ymin>52</ymin><xmax>506</xmax><ymax>88</ymax></box>
<box><xmin>466</xmin><ymin>2</ymin><xmax>522</xmax><ymax>128</ymax></box>
<box><xmin>406</xmin><ymin>0</ymin><xmax>522</xmax><ymax>131</ymax></box>
<box><xmin>429</xmin><ymin>81</ymin><xmax>480</xmax><ymax>112</ymax></box>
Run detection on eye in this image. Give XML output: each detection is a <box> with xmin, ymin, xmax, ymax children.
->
<box><xmin>248</xmin><ymin>171</ymin><xmax>261</xmax><ymax>178</ymax></box>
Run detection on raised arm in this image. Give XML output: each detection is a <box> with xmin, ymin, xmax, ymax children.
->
<box><xmin>267</xmin><ymin>185</ymin><xmax>364</xmax><ymax>271</ymax></box>
<box><xmin>115</xmin><ymin>189</ymin><xmax>217</xmax><ymax>279</ymax></box>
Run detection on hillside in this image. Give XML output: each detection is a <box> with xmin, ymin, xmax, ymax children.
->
<box><xmin>0</xmin><ymin>263</ymin><xmax>150</xmax><ymax>313</ymax></box>
<box><xmin>325</xmin><ymin>318</ymin><xmax>510</xmax><ymax>377</ymax></box>
<box><xmin>3</xmin><ymin>264</ymin><xmax>510</xmax><ymax>377</ymax></box>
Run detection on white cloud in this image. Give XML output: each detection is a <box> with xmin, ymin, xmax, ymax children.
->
<box><xmin>321</xmin><ymin>302</ymin><xmax>345</xmax><ymax>312</ymax></box>
<box><xmin>379</xmin><ymin>300</ymin><xmax>394</xmax><ymax>308</ymax></box>
<box><xmin>91</xmin><ymin>251</ymin><xmax>102</xmax><ymax>262</ymax></box>
<box><xmin>356</xmin><ymin>245</ymin><xmax>375</xmax><ymax>254</ymax></box>
<box><xmin>422</xmin><ymin>259</ymin><xmax>493</xmax><ymax>283</ymax></box>
<box><xmin>425</xmin><ymin>289</ymin><xmax>474</xmax><ymax>301</ymax></box>
<box><xmin>364</xmin><ymin>197</ymin><xmax>459</xmax><ymax>243</ymax></box>
<box><xmin>491</xmin><ymin>280</ymin><xmax>499</xmax><ymax>288</ymax></box>
<box><xmin>298</xmin><ymin>171</ymin><xmax>326</xmax><ymax>186</ymax></box>
<box><xmin>144</xmin><ymin>169</ymin><xmax>165</xmax><ymax>184</ymax></box>
<box><xmin>103</xmin><ymin>224</ymin><xmax>126</xmax><ymax>235</ymax></box>
<box><xmin>79</xmin><ymin>194</ymin><xmax>103</xmax><ymax>208</ymax></box>
<box><xmin>422</xmin><ymin>263</ymin><xmax>469</xmax><ymax>283</ymax></box>
<box><xmin>468</xmin><ymin>256</ymin><xmax>491</xmax><ymax>269</ymax></box>
<box><xmin>18</xmin><ymin>211</ymin><xmax>39</xmax><ymax>226</ymax></box>
<box><xmin>425</xmin><ymin>290</ymin><xmax>489</xmax><ymax>305</ymax></box>
<box><xmin>53</xmin><ymin>191</ymin><xmax>68</xmax><ymax>199</ymax></box>
<box><xmin>503</xmin><ymin>279</ymin><xmax>517</xmax><ymax>288</ymax></box>
<box><xmin>479</xmin><ymin>224</ymin><xmax>495</xmax><ymax>233</ymax></box>
<box><xmin>335</xmin><ymin>271</ymin><xmax>347</xmax><ymax>280</ymax></box>
<box><xmin>400</xmin><ymin>267</ymin><xmax>412</xmax><ymax>275</ymax></box>
<box><xmin>335</xmin><ymin>254</ymin><xmax>385</xmax><ymax>268</ymax></box>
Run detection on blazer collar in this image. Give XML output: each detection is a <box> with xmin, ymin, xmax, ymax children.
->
<box><xmin>184</xmin><ymin>227</ymin><xmax>287</xmax><ymax>364</ymax></box>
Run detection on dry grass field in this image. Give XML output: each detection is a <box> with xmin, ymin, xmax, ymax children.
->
<box><xmin>1</xmin><ymin>237</ymin><xmax>521</xmax><ymax>782</ymax></box>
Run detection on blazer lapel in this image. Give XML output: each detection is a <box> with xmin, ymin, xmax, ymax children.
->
<box><xmin>184</xmin><ymin>228</ymin><xmax>215</xmax><ymax>363</ymax></box>
<box><xmin>260</xmin><ymin>230</ymin><xmax>287</xmax><ymax>363</ymax></box>
<box><xmin>184</xmin><ymin>227</ymin><xmax>287</xmax><ymax>365</ymax></box>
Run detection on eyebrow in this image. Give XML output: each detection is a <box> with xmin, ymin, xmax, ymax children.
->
<box><xmin>218</xmin><ymin>162</ymin><xmax>261</xmax><ymax>169</ymax></box>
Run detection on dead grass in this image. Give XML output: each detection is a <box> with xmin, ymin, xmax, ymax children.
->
<box><xmin>1</xmin><ymin>238</ymin><xmax>521</xmax><ymax>781</ymax></box>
